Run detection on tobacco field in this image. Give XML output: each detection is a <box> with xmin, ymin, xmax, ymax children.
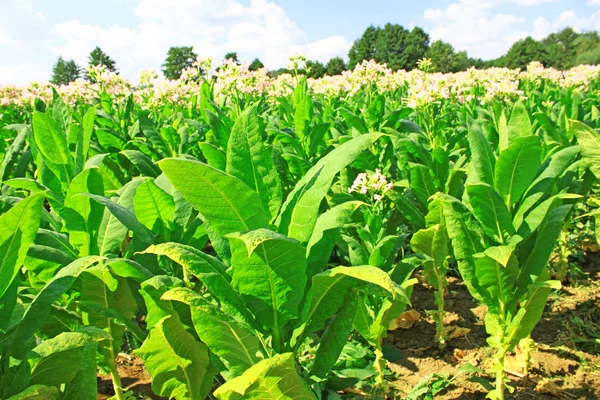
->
<box><xmin>1</xmin><ymin>60</ymin><xmax>600</xmax><ymax>400</ymax></box>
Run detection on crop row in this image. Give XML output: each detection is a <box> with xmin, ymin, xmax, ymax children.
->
<box><xmin>0</xmin><ymin>67</ymin><xmax>599</xmax><ymax>400</ymax></box>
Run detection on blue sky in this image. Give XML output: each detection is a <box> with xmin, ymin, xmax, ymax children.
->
<box><xmin>0</xmin><ymin>0</ymin><xmax>597</xmax><ymax>84</ymax></box>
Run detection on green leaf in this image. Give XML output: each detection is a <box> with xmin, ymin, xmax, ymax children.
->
<box><xmin>410</xmin><ymin>225</ymin><xmax>448</xmax><ymax>291</ymax></box>
<box><xmin>134</xmin><ymin>179</ymin><xmax>175</xmax><ymax>235</ymax></box>
<box><xmin>32</xmin><ymin>110</ymin><xmax>72</xmax><ymax>184</ymax></box>
<box><xmin>440</xmin><ymin>195</ymin><xmax>485</xmax><ymax>302</ymax></box>
<box><xmin>74</xmin><ymin>105</ymin><xmax>97</xmax><ymax>175</ymax></box>
<box><xmin>214</xmin><ymin>353</ymin><xmax>316</xmax><ymax>400</ymax></box>
<box><xmin>277</xmin><ymin>133</ymin><xmax>381</xmax><ymax>243</ymax></box>
<box><xmin>467</xmin><ymin>184</ymin><xmax>515</xmax><ymax>243</ymax></box>
<box><xmin>62</xmin><ymin>168</ymin><xmax>105</xmax><ymax>256</ymax></box>
<box><xmin>226</xmin><ymin>107</ymin><xmax>283</xmax><ymax>222</ymax></box>
<box><xmin>139</xmin><ymin>275</ymin><xmax>185</xmax><ymax>330</ymax></box>
<box><xmin>120</xmin><ymin>150</ymin><xmax>161</xmax><ymax>177</ymax></box>
<box><xmin>410</xmin><ymin>165</ymin><xmax>437</xmax><ymax>207</ymax></box>
<box><xmin>306</xmin><ymin>201</ymin><xmax>363</xmax><ymax>278</ymax></box>
<box><xmin>0</xmin><ymin>192</ymin><xmax>45</xmax><ymax>298</ymax></box>
<box><xmin>508</xmin><ymin>102</ymin><xmax>532</xmax><ymax>143</ymax></box>
<box><xmin>467</xmin><ymin>125</ymin><xmax>495</xmax><ymax>186</ymax></box>
<box><xmin>473</xmin><ymin>247</ymin><xmax>518</xmax><ymax>310</ymax></box>
<box><xmin>136</xmin><ymin>316</ymin><xmax>213</xmax><ymax>400</ymax></box>
<box><xmin>572</xmin><ymin>120</ymin><xmax>600</xmax><ymax>179</ymax></box>
<box><xmin>97</xmin><ymin>178</ymin><xmax>144</xmax><ymax>256</ymax></box>
<box><xmin>27</xmin><ymin>331</ymin><xmax>98</xmax><ymax>400</ymax></box>
<box><xmin>227</xmin><ymin>229</ymin><xmax>307</xmax><ymax>335</ymax></box>
<box><xmin>494</xmin><ymin>135</ymin><xmax>541</xmax><ymax>206</ymax></box>
<box><xmin>85</xmin><ymin>192</ymin><xmax>155</xmax><ymax>248</ymax></box>
<box><xmin>6</xmin><ymin>385</ymin><xmax>59</xmax><ymax>400</ymax></box>
<box><xmin>294</xmin><ymin>79</ymin><xmax>312</xmax><ymax>141</ymax></box>
<box><xmin>8</xmin><ymin>256</ymin><xmax>104</xmax><ymax>358</ymax></box>
<box><xmin>139</xmin><ymin>111</ymin><xmax>170</xmax><ymax>158</ymax></box>
<box><xmin>198</xmin><ymin>142</ymin><xmax>226</xmax><ymax>170</ymax></box>
<box><xmin>159</xmin><ymin>158</ymin><xmax>269</xmax><ymax>235</ymax></box>
<box><xmin>163</xmin><ymin>287</ymin><xmax>264</xmax><ymax>377</ymax></box>
<box><xmin>515</xmin><ymin>205</ymin><xmax>571</xmax><ymax>299</ymax></box>
<box><xmin>311</xmin><ymin>290</ymin><xmax>358</xmax><ymax>379</ymax></box>
<box><xmin>296</xmin><ymin>266</ymin><xmax>405</xmax><ymax>344</ymax></box>
<box><xmin>142</xmin><ymin>242</ymin><xmax>253</xmax><ymax>324</ymax></box>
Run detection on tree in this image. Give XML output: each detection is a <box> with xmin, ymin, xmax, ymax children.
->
<box><xmin>348</xmin><ymin>25</ymin><xmax>380</xmax><ymax>70</ymax></box>
<box><xmin>88</xmin><ymin>46</ymin><xmax>117</xmax><ymax>72</ymax></box>
<box><xmin>425</xmin><ymin>40</ymin><xmax>470</xmax><ymax>73</ymax></box>
<box><xmin>249</xmin><ymin>58</ymin><xmax>265</xmax><ymax>71</ymax></box>
<box><xmin>504</xmin><ymin>37</ymin><xmax>549</xmax><ymax>69</ymax></box>
<box><xmin>50</xmin><ymin>56</ymin><xmax>82</xmax><ymax>85</ymax></box>
<box><xmin>224</xmin><ymin>52</ymin><xmax>240</xmax><ymax>65</ymax></box>
<box><xmin>326</xmin><ymin>57</ymin><xmax>346</xmax><ymax>76</ymax></box>
<box><xmin>305</xmin><ymin>60</ymin><xmax>326</xmax><ymax>79</ymax></box>
<box><xmin>543</xmin><ymin>27</ymin><xmax>579</xmax><ymax>69</ymax></box>
<box><xmin>425</xmin><ymin>40</ymin><xmax>456</xmax><ymax>73</ymax></box>
<box><xmin>162</xmin><ymin>46</ymin><xmax>198</xmax><ymax>80</ymax></box>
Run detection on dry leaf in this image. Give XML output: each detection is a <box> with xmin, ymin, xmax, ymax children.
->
<box><xmin>445</xmin><ymin>325</ymin><xmax>471</xmax><ymax>341</ymax></box>
<box><xmin>389</xmin><ymin>310</ymin><xmax>421</xmax><ymax>330</ymax></box>
<box><xmin>536</xmin><ymin>378</ymin><xmax>563</xmax><ymax>397</ymax></box>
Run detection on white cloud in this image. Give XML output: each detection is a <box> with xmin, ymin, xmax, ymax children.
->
<box><xmin>588</xmin><ymin>0</ymin><xmax>600</xmax><ymax>6</ymax></box>
<box><xmin>532</xmin><ymin>10</ymin><xmax>600</xmax><ymax>38</ymax></box>
<box><xmin>424</xmin><ymin>0</ymin><xmax>529</xmax><ymax>59</ymax></box>
<box><xmin>0</xmin><ymin>62</ymin><xmax>48</xmax><ymax>85</ymax></box>
<box><xmin>44</xmin><ymin>0</ymin><xmax>351</xmax><ymax>78</ymax></box>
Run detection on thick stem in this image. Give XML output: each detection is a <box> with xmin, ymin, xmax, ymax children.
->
<box><xmin>495</xmin><ymin>351</ymin><xmax>506</xmax><ymax>400</ymax></box>
<box><xmin>520</xmin><ymin>335</ymin><xmax>535</xmax><ymax>376</ymax></box>
<box><xmin>374</xmin><ymin>345</ymin><xmax>386</xmax><ymax>386</ymax></box>
<box><xmin>108</xmin><ymin>357</ymin><xmax>126</xmax><ymax>400</ymax></box>
<box><xmin>434</xmin><ymin>288</ymin><xmax>446</xmax><ymax>347</ymax></box>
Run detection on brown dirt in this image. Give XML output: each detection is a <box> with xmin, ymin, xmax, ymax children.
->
<box><xmin>97</xmin><ymin>354</ymin><xmax>163</xmax><ymax>400</ymax></box>
<box><xmin>387</xmin><ymin>252</ymin><xmax>600</xmax><ymax>399</ymax></box>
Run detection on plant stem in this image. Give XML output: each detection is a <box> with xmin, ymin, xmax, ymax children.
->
<box><xmin>108</xmin><ymin>357</ymin><xmax>126</xmax><ymax>400</ymax></box>
<box><xmin>495</xmin><ymin>351</ymin><xmax>506</xmax><ymax>400</ymax></box>
<box><xmin>434</xmin><ymin>275</ymin><xmax>447</xmax><ymax>348</ymax></box>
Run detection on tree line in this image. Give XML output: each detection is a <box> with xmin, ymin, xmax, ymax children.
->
<box><xmin>49</xmin><ymin>25</ymin><xmax>600</xmax><ymax>85</ymax></box>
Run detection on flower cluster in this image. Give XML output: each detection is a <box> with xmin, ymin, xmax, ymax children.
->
<box><xmin>2</xmin><ymin>60</ymin><xmax>600</xmax><ymax>110</ymax></box>
<box><xmin>348</xmin><ymin>169</ymin><xmax>394</xmax><ymax>201</ymax></box>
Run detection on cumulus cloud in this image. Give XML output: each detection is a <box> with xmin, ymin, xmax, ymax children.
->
<box><xmin>46</xmin><ymin>0</ymin><xmax>352</xmax><ymax>78</ymax></box>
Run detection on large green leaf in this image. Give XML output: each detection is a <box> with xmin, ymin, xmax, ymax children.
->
<box><xmin>410</xmin><ymin>224</ymin><xmax>448</xmax><ymax>291</ymax></box>
<box><xmin>26</xmin><ymin>331</ymin><xmax>99</xmax><ymax>400</ymax></box>
<box><xmin>62</xmin><ymin>168</ymin><xmax>105</xmax><ymax>256</ymax></box>
<box><xmin>306</xmin><ymin>201</ymin><xmax>363</xmax><ymax>278</ymax></box>
<box><xmin>410</xmin><ymin>164</ymin><xmax>437</xmax><ymax>207</ymax></box>
<box><xmin>7</xmin><ymin>256</ymin><xmax>103</xmax><ymax>358</ymax></box>
<box><xmin>32</xmin><ymin>110</ymin><xmax>72</xmax><ymax>184</ymax></box>
<box><xmin>136</xmin><ymin>316</ymin><xmax>213</xmax><ymax>400</ymax></box>
<box><xmin>133</xmin><ymin>179</ymin><xmax>175</xmax><ymax>236</ymax></box>
<box><xmin>467</xmin><ymin>125</ymin><xmax>495</xmax><ymax>186</ymax></box>
<box><xmin>74</xmin><ymin>105</ymin><xmax>97</xmax><ymax>175</ymax></box>
<box><xmin>214</xmin><ymin>353</ymin><xmax>316</xmax><ymax>400</ymax></box>
<box><xmin>163</xmin><ymin>287</ymin><xmax>264</xmax><ymax>377</ymax></box>
<box><xmin>159</xmin><ymin>158</ymin><xmax>269</xmax><ymax>235</ymax></box>
<box><xmin>572</xmin><ymin>120</ymin><xmax>600</xmax><ymax>179</ymax></box>
<box><xmin>226</xmin><ymin>107</ymin><xmax>282</xmax><ymax>222</ymax></box>
<box><xmin>467</xmin><ymin>183</ymin><xmax>515</xmax><ymax>243</ymax></box>
<box><xmin>473</xmin><ymin>247</ymin><xmax>518</xmax><ymax>310</ymax></box>
<box><xmin>310</xmin><ymin>290</ymin><xmax>358</xmax><ymax>379</ymax></box>
<box><xmin>508</xmin><ymin>102</ymin><xmax>532</xmax><ymax>144</ymax></box>
<box><xmin>139</xmin><ymin>275</ymin><xmax>185</xmax><ymax>330</ymax></box>
<box><xmin>97</xmin><ymin>178</ymin><xmax>144</xmax><ymax>256</ymax></box>
<box><xmin>494</xmin><ymin>135</ymin><xmax>541</xmax><ymax>206</ymax></box>
<box><xmin>0</xmin><ymin>192</ymin><xmax>45</xmax><ymax>298</ymax></box>
<box><xmin>142</xmin><ymin>242</ymin><xmax>253</xmax><ymax>324</ymax></box>
<box><xmin>6</xmin><ymin>385</ymin><xmax>59</xmax><ymax>400</ymax></box>
<box><xmin>295</xmin><ymin>266</ymin><xmax>405</xmax><ymax>345</ymax></box>
<box><xmin>276</xmin><ymin>133</ymin><xmax>381</xmax><ymax>243</ymax></box>
<box><xmin>227</xmin><ymin>229</ymin><xmax>307</xmax><ymax>338</ymax></box>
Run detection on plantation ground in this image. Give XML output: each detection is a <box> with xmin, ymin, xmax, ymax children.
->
<box><xmin>95</xmin><ymin>250</ymin><xmax>600</xmax><ymax>400</ymax></box>
<box><xmin>389</xmin><ymin>251</ymin><xmax>600</xmax><ymax>399</ymax></box>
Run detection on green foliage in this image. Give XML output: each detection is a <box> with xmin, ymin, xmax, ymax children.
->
<box><xmin>248</xmin><ymin>57</ymin><xmax>264</xmax><ymax>71</ymax></box>
<box><xmin>50</xmin><ymin>56</ymin><xmax>81</xmax><ymax>85</ymax></box>
<box><xmin>326</xmin><ymin>56</ymin><xmax>346</xmax><ymax>76</ymax></box>
<box><xmin>87</xmin><ymin>46</ymin><xmax>117</xmax><ymax>74</ymax></box>
<box><xmin>162</xmin><ymin>46</ymin><xmax>198</xmax><ymax>79</ymax></box>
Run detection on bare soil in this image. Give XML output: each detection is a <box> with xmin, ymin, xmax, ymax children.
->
<box><xmin>388</xmin><ymin>251</ymin><xmax>600</xmax><ymax>399</ymax></box>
